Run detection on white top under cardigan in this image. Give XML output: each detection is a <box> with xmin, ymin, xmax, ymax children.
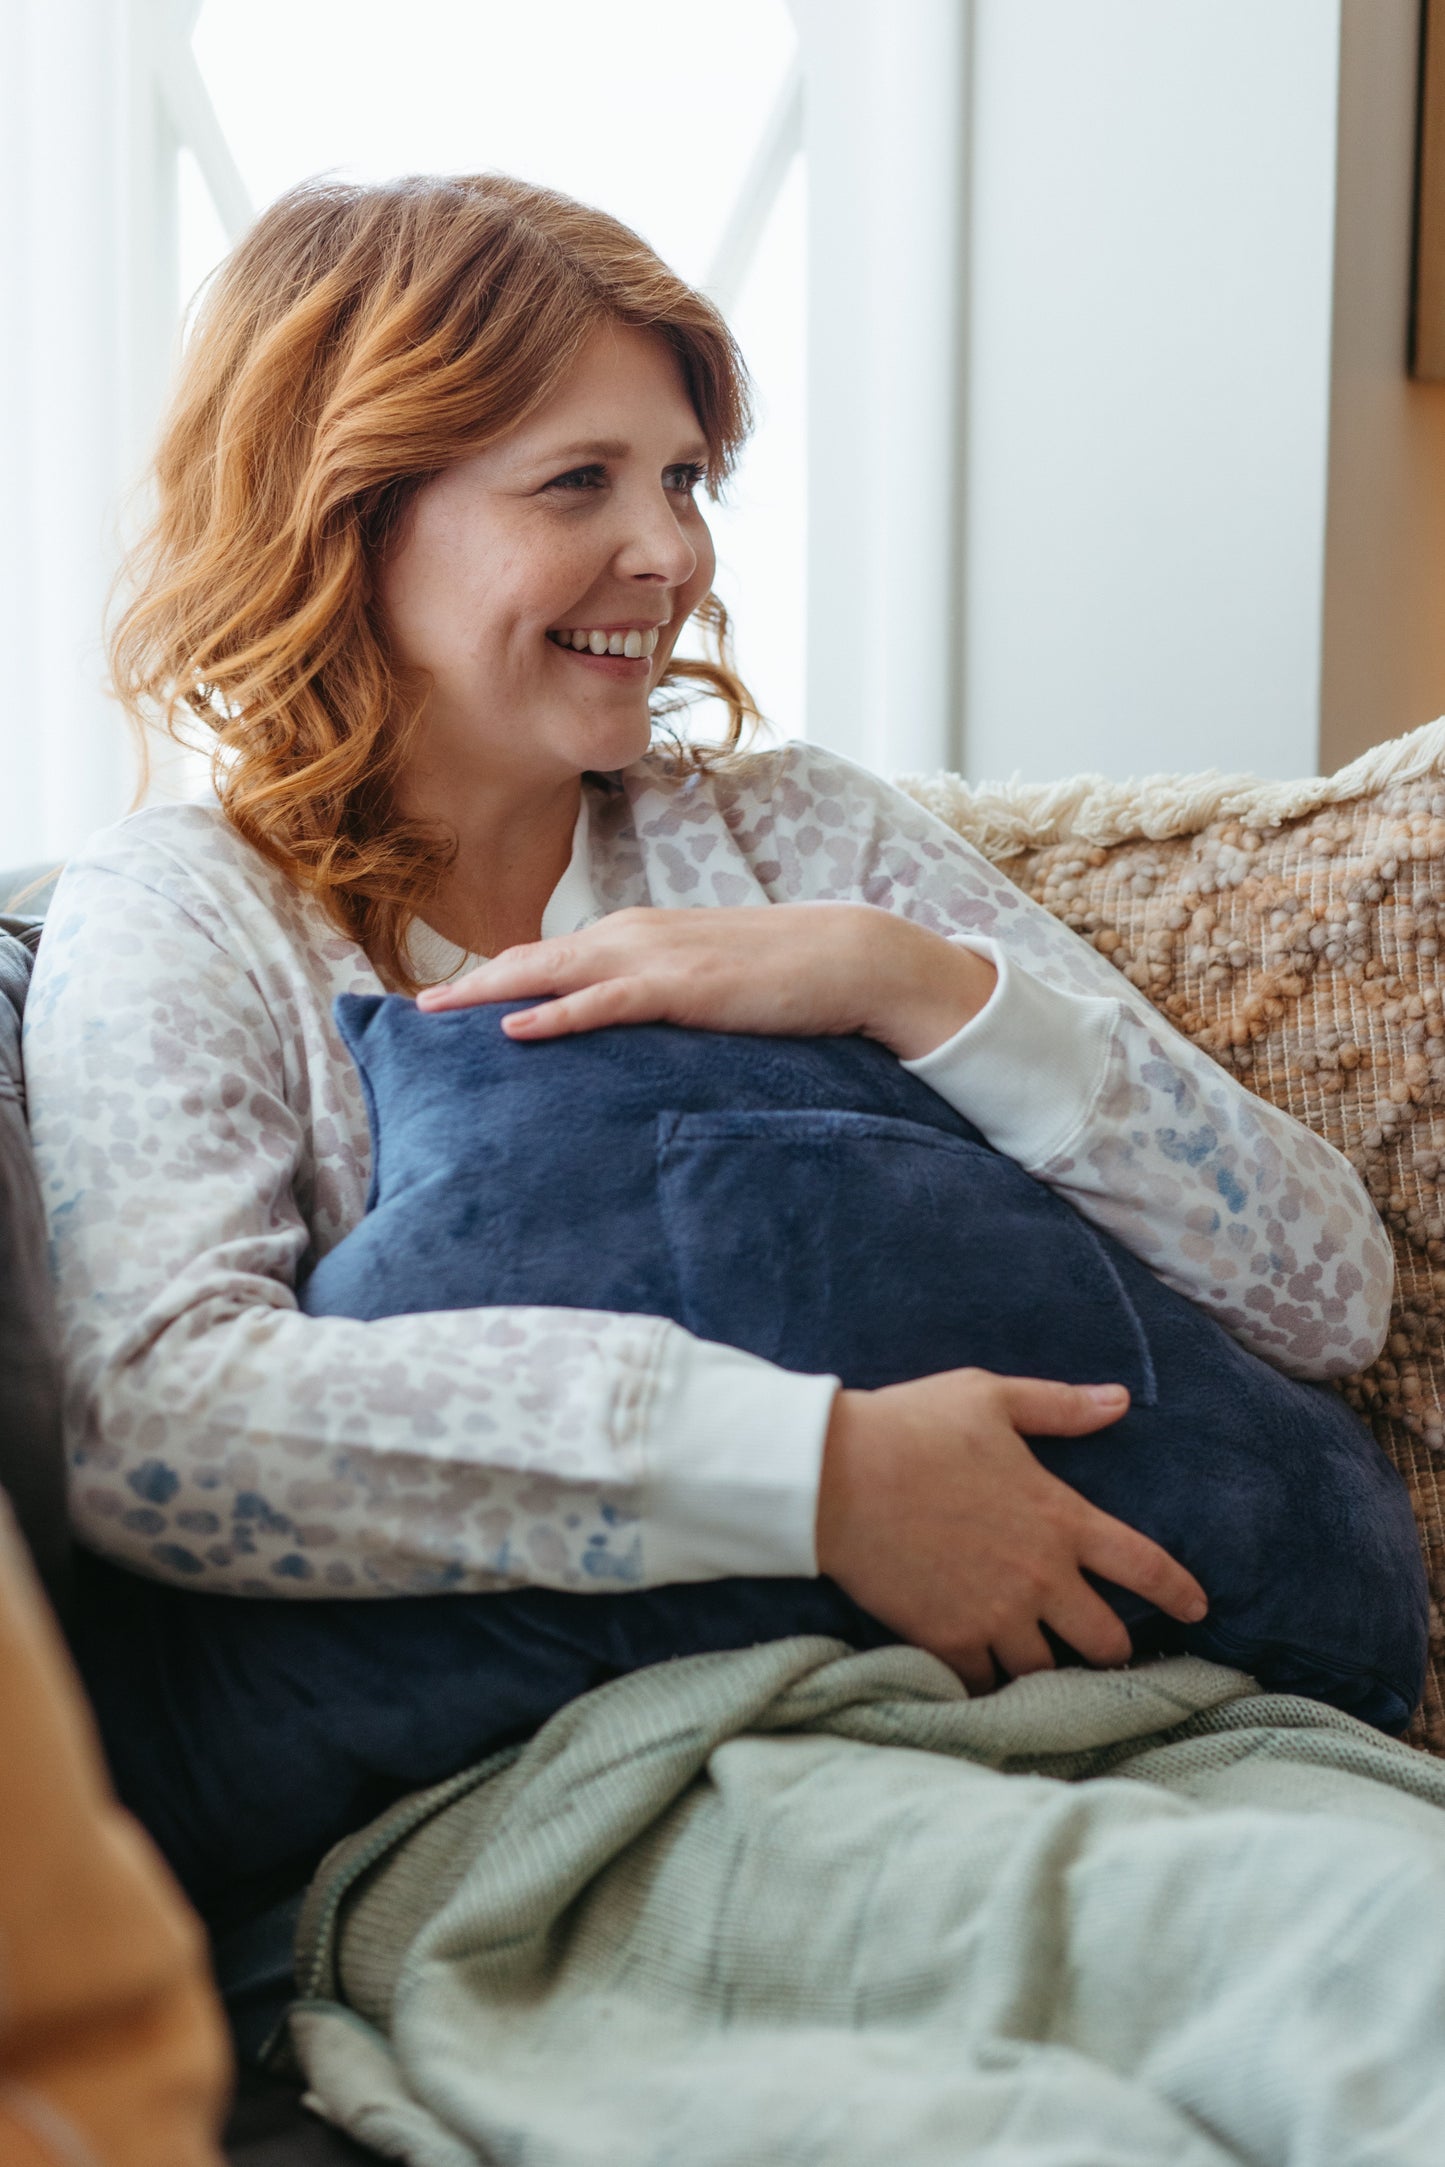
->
<box><xmin>22</xmin><ymin>741</ymin><xmax>1394</xmax><ymax>1599</ymax></box>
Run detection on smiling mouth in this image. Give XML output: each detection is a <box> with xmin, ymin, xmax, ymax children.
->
<box><xmin>547</xmin><ymin>626</ymin><xmax>661</xmax><ymax>659</ymax></box>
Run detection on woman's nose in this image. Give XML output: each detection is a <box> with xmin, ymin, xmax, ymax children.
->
<box><xmin>613</xmin><ymin>489</ymin><xmax>700</xmax><ymax>587</ymax></box>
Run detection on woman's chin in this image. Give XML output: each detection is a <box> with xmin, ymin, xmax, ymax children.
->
<box><xmin>569</xmin><ymin>706</ymin><xmax>656</xmax><ymax>773</ymax></box>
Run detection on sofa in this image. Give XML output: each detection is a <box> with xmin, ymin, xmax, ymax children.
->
<box><xmin>5</xmin><ymin>717</ymin><xmax>1445</xmax><ymax>2159</ymax></box>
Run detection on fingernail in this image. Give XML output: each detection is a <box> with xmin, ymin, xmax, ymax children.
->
<box><xmin>1184</xmin><ymin>1596</ymin><xmax>1209</xmax><ymax>1622</ymax></box>
<box><xmin>1084</xmin><ymin>1384</ymin><xmax>1127</xmax><ymax>1405</ymax></box>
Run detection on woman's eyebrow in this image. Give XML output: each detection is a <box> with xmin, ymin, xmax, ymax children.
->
<box><xmin>530</xmin><ymin>437</ymin><xmax>711</xmax><ymax>467</ymax></box>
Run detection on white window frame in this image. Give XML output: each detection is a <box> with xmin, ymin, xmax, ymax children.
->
<box><xmin>0</xmin><ymin>0</ymin><xmax>250</xmax><ymax>865</ymax></box>
<box><xmin>789</xmin><ymin>0</ymin><xmax>971</xmax><ymax>777</ymax></box>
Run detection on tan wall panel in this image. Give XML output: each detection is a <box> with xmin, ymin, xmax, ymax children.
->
<box><xmin>1414</xmin><ymin>0</ymin><xmax>1445</xmax><ymax>377</ymax></box>
<box><xmin>1320</xmin><ymin>0</ymin><xmax>1445</xmax><ymax>771</ymax></box>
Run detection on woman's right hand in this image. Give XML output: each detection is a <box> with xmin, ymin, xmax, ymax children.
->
<box><xmin>815</xmin><ymin>1368</ymin><xmax>1209</xmax><ymax>1695</ymax></box>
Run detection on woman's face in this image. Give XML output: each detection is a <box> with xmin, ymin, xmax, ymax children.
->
<box><xmin>377</xmin><ymin>322</ymin><xmax>717</xmax><ymax>797</ymax></box>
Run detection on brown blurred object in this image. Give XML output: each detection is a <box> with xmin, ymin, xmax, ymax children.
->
<box><xmin>1414</xmin><ymin>0</ymin><xmax>1445</xmax><ymax>375</ymax></box>
<box><xmin>0</xmin><ymin>1501</ymin><xmax>230</xmax><ymax>2166</ymax></box>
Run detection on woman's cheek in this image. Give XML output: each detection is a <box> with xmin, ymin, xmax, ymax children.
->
<box><xmin>688</xmin><ymin>512</ymin><xmax>717</xmax><ymax>605</ymax></box>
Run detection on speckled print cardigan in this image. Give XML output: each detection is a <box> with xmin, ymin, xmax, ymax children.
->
<box><xmin>22</xmin><ymin>742</ymin><xmax>1394</xmax><ymax>1599</ymax></box>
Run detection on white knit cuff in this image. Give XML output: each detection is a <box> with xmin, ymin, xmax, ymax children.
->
<box><xmin>900</xmin><ymin>935</ymin><xmax>1120</xmax><ymax>1168</ymax></box>
<box><xmin>641</xmin><ymin>1332</ymin><xmax>837</xmax><ymax>1583</ymax></box>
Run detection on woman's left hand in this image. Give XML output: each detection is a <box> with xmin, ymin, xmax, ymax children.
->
<box><xmin>414</xmin><ymin>904</ymin><xmax>998</xmax><ymax>1061</ymax></box>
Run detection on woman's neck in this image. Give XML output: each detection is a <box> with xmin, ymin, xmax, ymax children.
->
<box><xmin>406</xmin><ymin>770</ymin><xmax>583</xmax><ymax>958</ymax></box>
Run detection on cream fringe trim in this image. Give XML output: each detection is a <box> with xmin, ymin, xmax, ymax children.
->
<box><xmin>894</xmin><ymin>714</ymin><xmax>1445</xmax><ymax>861</ymax></box>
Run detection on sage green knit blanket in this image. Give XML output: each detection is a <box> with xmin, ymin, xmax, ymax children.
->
<box><xmin>286</xmin><ymin>1638</ymin><xmax>1445</xmax><ymax>2165</ymax></box>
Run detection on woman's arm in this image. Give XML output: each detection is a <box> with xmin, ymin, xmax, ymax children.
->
<box><xmin>22</xmin><ymin>859</ymin><xmax>836</xmax><ymax>1597</ymax></box>
<box><xmin>24</xmin><ymin>828</ymin><xmax>1211</xmax><ymax>1673</ymax></box>
<box><xmin>428</xmin><ymin>743</ymin><xmax>1393</xmax><ymax>1380</ymax></box>
<box><xmin>804</xmin><ymin>746</ymin><xmax>1396</xmax><ymax>1381</ymax></box>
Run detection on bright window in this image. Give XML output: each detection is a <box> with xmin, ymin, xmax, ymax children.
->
<box><xmin>185</xmin><ymin>0</ymin><xmax>806</xmax><ymax>739</ymax></box>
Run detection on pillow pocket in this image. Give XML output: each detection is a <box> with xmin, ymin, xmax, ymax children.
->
<box><xmin>655</xmin><ymin>1107</ymin><xmax>1158</xmax><ymax>1401</ymax></box>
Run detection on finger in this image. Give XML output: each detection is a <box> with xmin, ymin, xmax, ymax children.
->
<box><xmin>957</xmin><ymin>1647</ymin><xmax>999</xmax><ymax>1697</ymax></box>
<box><xmin>500</xmin><ymin>979</ymin><xmax>659</xmax><ymax>1040</ymax></box>
<box><xmin>1042</xmin><ymin>1582</ymin><xmax>1135</xmax><ymax>1670</ymax></box>
<box><xmin>931</xmin><ymin>1642</ymin><xmax>997</xmax><ymax>1697</ymax></box>
<box><xmin>418</xmin><ymin>908</ymin><xmax>683</xmax><ymax>1011</ymax></box>
<box><xmin>414</xmin><ymin>971</ymin><xmax>492</xmax><ymax>1011</ymax></box>
<box><xmin>993</xmin><ymin>1375</ymin><xmax>1131</xmax><ymax>1437</ymax></box>
<box><xmin>1080</xmin><ymin>1514</ymin><xmax>1208</xmax><ymax>1625</ymax></box>
<box><xmin>989</xmin><ymin>1623</ymin><xmax>1058</xmax><ymax>1682</ymax></box>
<box><xmin>417</xmin><ymin>941</ymin><xmax>586</xmax><ymax>1011</ymax></box>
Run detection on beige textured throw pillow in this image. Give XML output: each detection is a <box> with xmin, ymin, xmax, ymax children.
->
<box><xmin>899</xmin><ymin>718</ymin><xmax>1445</xmax><ymax>1755</ymax></box>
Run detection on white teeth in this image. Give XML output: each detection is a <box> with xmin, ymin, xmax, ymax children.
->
<box><xmin>551</xmin><ymin>626</ymin><xmax>661</xmax><ymax>657</ymax></box>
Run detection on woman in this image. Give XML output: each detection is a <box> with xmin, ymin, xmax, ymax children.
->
<box><xmin>23</xmin><ymin>175</ymin><xmax>1390</xmax><ymax>1806</ymax></box>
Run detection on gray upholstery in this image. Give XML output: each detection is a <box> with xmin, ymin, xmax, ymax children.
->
<box><xmin>0</xmin><ymin>913</ymin><xmax>70</xmax><ymax>1615</ymax></box>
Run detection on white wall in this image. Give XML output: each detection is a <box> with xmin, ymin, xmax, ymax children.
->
<box><xmin>960</xmin><ymin>0</ymin><xmax>1344</xmax><ymax>786</ymax></box>
<box><xmin>792</xmin><ymin>0</ymin><xmax>970</xmax><ymax>773</ymax></box>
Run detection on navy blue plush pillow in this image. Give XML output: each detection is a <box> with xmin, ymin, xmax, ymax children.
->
<box><xmin>75</xmin><ymin>989</ymin><xmax>1432</xmax><ymax>1918</ymax></box>
<box><xmin>306</xmin><ymin>994</ymin><xmax>1428</xmax><ymax>1733</ymax></box>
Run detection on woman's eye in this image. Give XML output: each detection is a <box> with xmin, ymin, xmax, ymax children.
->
<box><xmin>542</xmin><ymin>461</ymin><xmax>705</xmax><ymax>499</ymax></box>
<box><xmin>545</xmin><ymin>466</ymin><xmax>605</xmax><ymax>494</ymax></box>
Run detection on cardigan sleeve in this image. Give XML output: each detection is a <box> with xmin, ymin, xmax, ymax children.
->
<box><xmin>22</xmin><ymin>859</ymin><xmax>835</xmax><ymax>1597</ymax></box>
<box><xmin>761</xmin><ymin>743</ymin><xmax>1394</xmax><ymax>1380</ymax></box>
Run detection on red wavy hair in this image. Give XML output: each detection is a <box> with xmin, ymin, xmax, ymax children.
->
<box><xmin>109</xmin><ymin>173</ymin><xmax>759</xmax><ymax>989</ymax></box>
